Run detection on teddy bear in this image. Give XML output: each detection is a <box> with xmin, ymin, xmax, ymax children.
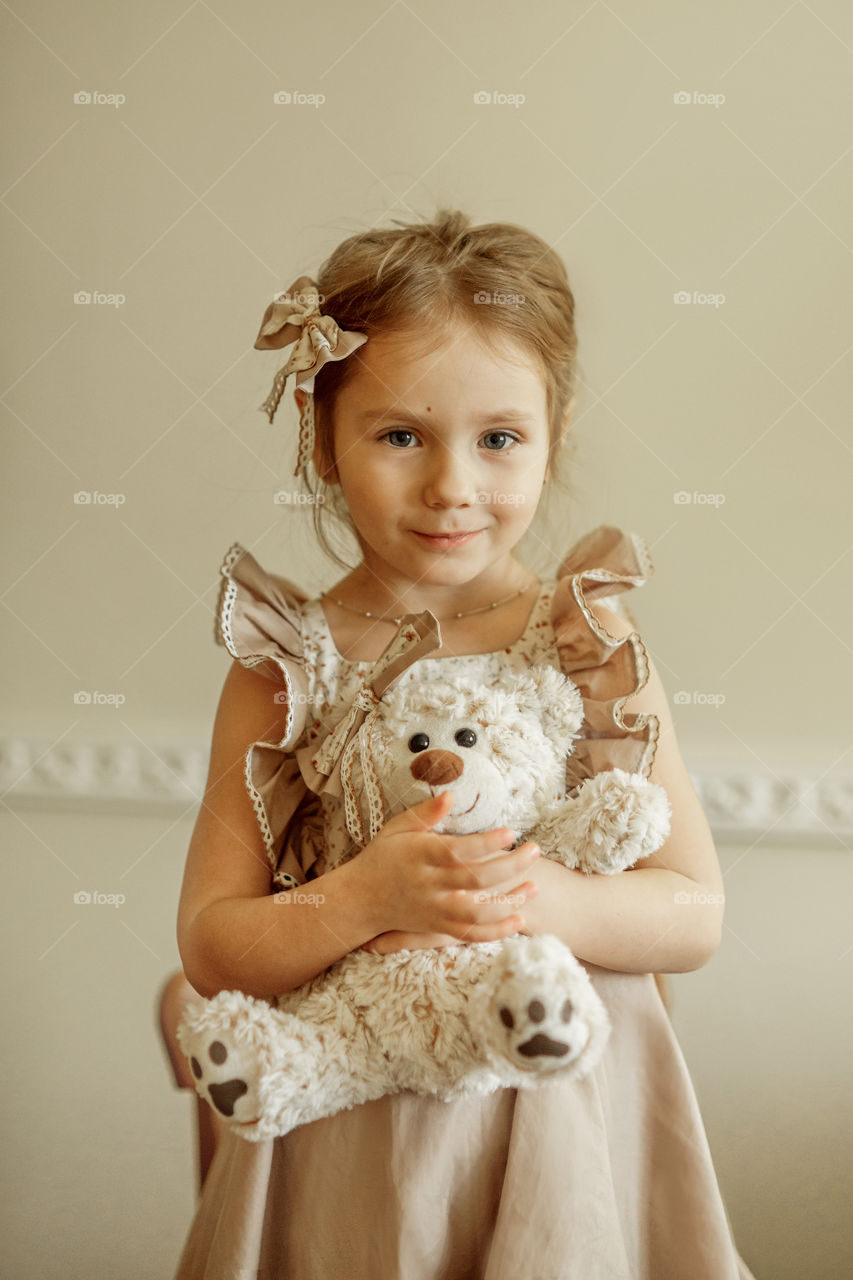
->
<box><xmin>177</xmin><ymin>664</ymin><xmax>671</xmax><ymax>1142</ymax></box>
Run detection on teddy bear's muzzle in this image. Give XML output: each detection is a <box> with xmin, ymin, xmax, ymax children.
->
<box><xmin>409</xmin><ymin>749</ymin><xmax>465</xmax><ymax>787</ymax></box>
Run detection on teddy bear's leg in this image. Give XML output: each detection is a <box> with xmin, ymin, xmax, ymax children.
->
<box><xmin>177</xmin><ymin>991</ymin><xmax>390</xmax><ymax>1141</ymax></box>
<box><xmin>468</xmin><ymin>936</ymin><xmax>611</xmax><ymax>1084</ymax></box>
<box><xmin>534</xmin><ymin>768</ymin><xmax>672</xmax><ymax>875</ymax></box>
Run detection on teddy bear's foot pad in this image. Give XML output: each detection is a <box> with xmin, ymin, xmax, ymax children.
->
<box><xmin>497</xmin><ymin>993</ymin><xmax>586</xmax><ymax>1068</ymax></box>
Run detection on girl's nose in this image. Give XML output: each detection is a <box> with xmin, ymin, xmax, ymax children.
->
<box><xmin>422</xmin><ymin>448</ymin><xmax>479</xmax><ymax>508</ymax></box>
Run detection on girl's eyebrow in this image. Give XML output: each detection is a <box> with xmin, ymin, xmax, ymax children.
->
<box><xmin>357</xmin><ymin>407</ymin><xmax>536</xmax><ymax>425</ymax></box>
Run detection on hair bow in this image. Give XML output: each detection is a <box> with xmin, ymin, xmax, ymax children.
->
<box><xmin>254</xmin><ymin>275</ymin><xmax>368</xmax><ymax>474</ymax></box>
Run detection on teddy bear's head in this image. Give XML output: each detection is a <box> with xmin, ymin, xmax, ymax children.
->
<box><xmin>341</xmin><ymin>664</ymin><xmax>585</xmax><ymax>843</ymax></box>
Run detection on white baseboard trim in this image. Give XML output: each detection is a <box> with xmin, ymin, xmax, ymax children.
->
<box><xmin>0</xmin><ymin>737</ymin><xmax>850</xmax><ymax>845</ymax></box>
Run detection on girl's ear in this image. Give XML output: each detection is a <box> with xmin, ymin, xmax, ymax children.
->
<box><xmin>294</xmin><ymin>388</ymin><xmax>339</xmax><ymax>483</ymax></box>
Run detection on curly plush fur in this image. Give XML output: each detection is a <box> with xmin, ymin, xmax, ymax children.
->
<box><xmin>178</xmin><ymin>666</ymin><xmax>671</xmax><ymax>1141</ymax></box>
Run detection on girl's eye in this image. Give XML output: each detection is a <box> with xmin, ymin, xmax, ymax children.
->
<box><xmin>383</xmin><ymin>430</ymin><xmax>418</xmax><ymax>448</ymax></box>
<box><xmin>481</xmin><ymin>431</ymin><xmax>518</xmax><ymax>451</ymax></box>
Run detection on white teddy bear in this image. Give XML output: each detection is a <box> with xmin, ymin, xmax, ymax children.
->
<box><xmin>178</xmin><ymin>664</ymin><xmax>671</xmax><ymax>1142</ymax></box>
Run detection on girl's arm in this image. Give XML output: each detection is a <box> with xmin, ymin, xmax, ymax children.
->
<box><xmin>177</xmin><ymin>663</ymin><xmax>539</xmax><ymax>998</ymax></box>
<box><xmin>177</xmin><ymin>662</ymin><xmax>376</xmax><ymax>998</ymax></box>
<box><xmin>519</xmin><ymin>602</ymin><xmax>725</xmax><ymax>974</ymax></box>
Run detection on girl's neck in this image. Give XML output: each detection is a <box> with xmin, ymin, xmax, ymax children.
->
<box><xmin>329</xmin><ymin>557</ymin><xmax>536</xmax><ymax>622</ymax></box>
<box><xmin>319</xmin><ymin>576</ymin><xmax>543</xmax><ymax>663</ymax></box>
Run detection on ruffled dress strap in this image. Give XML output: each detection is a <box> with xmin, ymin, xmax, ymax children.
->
<box><xmin>214</xmin><ymin>543</ymin><xmax>323</xmax><ymax>887</ymax></box>
<box><xmin>550</xmin><ymin>525</ymin><xmax>660</xmax><ymax>793</ymax></box>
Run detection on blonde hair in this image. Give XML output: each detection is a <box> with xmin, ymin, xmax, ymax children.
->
<box><xmin>298</xmin><ymin>208</ymin><xmax>580</xmax><ymax>568</ymax></box>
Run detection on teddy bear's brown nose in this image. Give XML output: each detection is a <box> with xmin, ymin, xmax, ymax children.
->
<box><xmin>409</xmin><ymin>749</ymin><xmax>464</xmax><ymax>786</ymax></box>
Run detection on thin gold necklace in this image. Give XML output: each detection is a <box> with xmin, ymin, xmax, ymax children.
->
<box><xmin>322</xmin><ymin>578</ymin><xmax>540</xmax><ymax>626</ymax></box>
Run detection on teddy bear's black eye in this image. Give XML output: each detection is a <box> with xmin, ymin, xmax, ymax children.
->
<box><xmin>408</xmin><ymin>733</ymin><xmax>430</xmax><ymax>753</ymax></box>
<box><xmin>454</xmin><ymin>728</ymin><xmax>477</xmax><ymax>748</ymax></box>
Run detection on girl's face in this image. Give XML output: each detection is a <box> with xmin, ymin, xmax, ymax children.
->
<box><xmin>313</xmin><ymin>320</ymin><xmax>553</xmax><ymax>596</ymax></box>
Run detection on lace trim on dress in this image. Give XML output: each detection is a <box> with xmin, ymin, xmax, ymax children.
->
<box><xmin>549</xmin><ymin>525</ymin><xmax>659</xmax><ymax>793</ymax></box>
<box><xmin>213</xmin><ymin>542</ymin><xmax>318</xmax><ymax>878</ymax></box>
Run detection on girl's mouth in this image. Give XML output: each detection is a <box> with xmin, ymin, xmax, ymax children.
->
<box><xmin>411</xmin><ymin>530</ymin><xmax>481</xmax><ymax>549</ymax></box>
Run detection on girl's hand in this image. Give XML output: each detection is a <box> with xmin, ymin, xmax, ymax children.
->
<box><xmin>345</xmin><ymin>790</ymin><xmax>541</xmax><ymax>943</ymax></box>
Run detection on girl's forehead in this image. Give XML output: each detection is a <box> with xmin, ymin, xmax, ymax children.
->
<box><xmin>347</xmin><ymin>321</ymin><xmax>544</xmax><ymax>393</ymax></box>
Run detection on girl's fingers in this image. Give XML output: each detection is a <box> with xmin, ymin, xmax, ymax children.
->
<box><xmin>447</xmin><ymin>843</ymin><xmax>540</xmax><ymax>891</ymax></box>
<box><xmin>441</xmin><ymin>881</ymin><xmax>538</xmax><ymax>927</ymax></box>
<box><xmin>441</xmin><ymin>826</ymin><xmax>516</xmax><ymax>862</ymax></box>
<box><xmin>444</xmin><ymin>914</ymin><xmax>527</xmax><ymax>944</ymax></box>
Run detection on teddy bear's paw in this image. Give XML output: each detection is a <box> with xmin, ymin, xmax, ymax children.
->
<box><xmin>473</xmin><ymin>936</ymin><xmax>610</xmax><ymax>1082</ymax></box>
<box><xmin>176</xmin><ymin>992</ymin><xmax>284</xmax><ymax>1134</ymax></box>
<box><xmin>497</xmin><ymin>991</ymin><xmax>585</xmax><ymax>1071</ymax></box>
<box><xmin>188</xmin><ymin>1035</ymin><xmax>263</xmax><ymax>1128</ymax></box>
<box><xmin>539</xmin><ymin>769</ymin><xmax>671</xmax><ymax>875</ymax></box>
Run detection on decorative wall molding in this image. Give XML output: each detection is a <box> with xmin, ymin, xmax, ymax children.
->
<box><xmin>0</xmin><ymin>737</ymin><xmax>208</xmax><ymax>817</ymax></box>
<box><xmin>1</xmin><ymin>736</ymin><xmax>850</xmax><ymax>845</ymax></box>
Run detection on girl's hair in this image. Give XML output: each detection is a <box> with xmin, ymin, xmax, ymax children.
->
<box><xmin>300</xmin><ymin>208</ymin><xmax>580</xmax><ymax>568</ymax></box>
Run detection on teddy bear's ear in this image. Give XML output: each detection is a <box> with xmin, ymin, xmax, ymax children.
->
<box><xmin>512</xmin><ymin>665</ymin><xmax>585</xmax><ymax>754</ymax></box>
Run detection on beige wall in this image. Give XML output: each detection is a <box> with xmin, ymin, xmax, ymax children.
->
<box><xmin>3</xmin><ymin>2</ymin><xmax>851</xmax><ymax>1276</ymax></box>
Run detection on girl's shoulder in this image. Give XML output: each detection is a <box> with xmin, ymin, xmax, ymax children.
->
<box><xmin>547</xmin><ymin>523</ymin><xmax>660</xmax><ymax>789</ymax></box>
<box><xmin>213</xmin><ymin>541</ymin><xmax>312</xmax><ymax>743</ymax></box>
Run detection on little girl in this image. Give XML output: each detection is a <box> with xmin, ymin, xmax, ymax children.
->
<box><xmin>174</xmin><ymin>210</ymin><xmax>757</xmax><ymax>1280</ymax></box>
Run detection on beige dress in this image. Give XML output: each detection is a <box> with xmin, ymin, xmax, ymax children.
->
<box><xmin>173</xmin><ymin>526</ymin><xmax>758</xmax><ymax>1280</ymax></box>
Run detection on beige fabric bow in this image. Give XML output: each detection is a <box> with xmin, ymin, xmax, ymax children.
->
<box><xmin>254</xmin><ymin>274</ymin><xmax>367</xmax><ymax>472</ymax></box>
<box><xmin>294</xmin><ymin>610</ymin><xmax>442</xmax><ymax>803</ymax></box>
